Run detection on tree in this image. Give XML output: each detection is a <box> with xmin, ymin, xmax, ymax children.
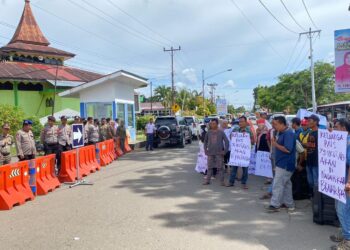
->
<box><xmin>227</xmin><ymin>104</ymin><xmax>235</xmax><ymax>114</ymax></box>
<box><xmin>154</xmin><ymin>85</ymin><xmax>172</xmax><ymax>109</ymax></box>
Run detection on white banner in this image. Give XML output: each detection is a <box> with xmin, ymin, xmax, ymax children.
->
<box><xmin>255</xmin><ymin>151</ymin><xmax>273</xmax><ymax>178</ymax></box>
<box><xmin>229</xmin><ymin>132</ymin><xmax>251</xmax><ymax>167</ymax></box>
<box><xmin>195</xmin><ymin>143</ymin><xmax>207</xmax><ymax>173</ymax></box>
<box><xmin>318</xmin><ymin>129</ymin><xmax>347</xmax><ymax>203</ymax></box>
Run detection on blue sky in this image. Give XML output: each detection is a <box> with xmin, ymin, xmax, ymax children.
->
<box><xmin>0</xmin><ymin>0</ymin><xmax>349</xmax><ymax>109</ymax></box>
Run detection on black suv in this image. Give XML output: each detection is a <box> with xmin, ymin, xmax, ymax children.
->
<box><xmin>154</xmin><ymin>116</ymin><xmax>192</xmax><ymax>148</ymax></box>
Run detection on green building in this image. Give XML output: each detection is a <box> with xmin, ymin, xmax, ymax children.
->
<box><xmin>0</xmin><ymin>0</ymin><xmax>102</xmax><ymax>117</ymax></box>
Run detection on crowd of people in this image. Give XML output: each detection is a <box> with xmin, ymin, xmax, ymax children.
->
<box><xmin>0</xmin><ymin>115</ymin><xmax>128</xmax><ymax>173</ymax></box>
<box><xmin>197</xmin><ymin>112</ymin><xmax>350</xmax><ymax>250</ymax></box>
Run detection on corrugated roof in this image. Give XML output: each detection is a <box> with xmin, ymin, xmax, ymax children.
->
<box><xmin>0</xmin><ymin>61</ymin><xmax>103</xmax><ymax>82</ymax></box>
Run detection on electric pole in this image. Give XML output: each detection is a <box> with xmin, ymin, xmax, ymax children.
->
<box><xmin>163</xmin><ymin>46</ymin><xmax>181</xmax><ymax>114</ymax></box>
<box><xmin>150</xmin><ymin>81</ymin><xmax>153</xmax><ymax>114</ymax></box>
<box><xmin>202</xmin><ymin>70</ymin><xmax>205</xmax><ymax>110</ymax></box>
<box><xmin>207</xmin><ymin>83</ymin><xmax>218</xmax><ymax>103</ymax></box>
<box><xmin>300</xmin><ymin>28</ymin><xmax>321</xmax><ymax>113</ymax></box>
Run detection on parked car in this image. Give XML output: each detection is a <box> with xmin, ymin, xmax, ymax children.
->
<box><xmin>184</xmin><ymin>116</ymin><xmax>200</xmax><ymax>139</ymax></box>
<box><xmin>153</xmin><ymin>116</ymin><xmax>192</xmax><ymax>148</ymax></box>
<box><xmin>285</xmin><ymin>114</ymin><xmax>296</xmax><ymax>127</ymax></box>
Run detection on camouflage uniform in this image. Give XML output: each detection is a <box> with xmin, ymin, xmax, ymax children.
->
<box><xmin>99</xmin><ymin>124</ymin><xmax>108</xmax><ymax>142</ymax></box>
<box><xmin>0</xmin><ymin>134</ymin><xmax>14</xmax><ymax>165</ymax></box>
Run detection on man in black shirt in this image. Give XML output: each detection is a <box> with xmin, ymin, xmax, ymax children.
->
<box><xmin>306</xmin><ymin>115</ymin><xmax>319</xmax><ymax>193</ymax></box>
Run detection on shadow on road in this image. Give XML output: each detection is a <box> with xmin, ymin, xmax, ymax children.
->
<box><xmin>112</xmin><ymin>144</ymin><xmax>336</xmax><ymax>250</ymax></box>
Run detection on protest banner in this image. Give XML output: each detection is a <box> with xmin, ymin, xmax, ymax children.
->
<box><xmin>335</xmin><ymin>29</ymin><xmax>350</xmax><ymax>93</ymax></box>
<box><xmin>318</xmin><ymin>129</ymin><xmax>347</xmax><ymax>203</ymax></box>
<box><xmin>248</xmin><ymin>148</ymin><xmax>256</xmax><ymax>175</ymax></box>
<box><xmin>195</xmin><ymin>143</ymin><xmax>207</xmax><ymax>173</ymax></box>
<box><xmin>229</xmin><ymin>132</ymin><xmax>251</xmax><ymax>167</ymax></box>
<box><xmin>255</xmin><ymin>151</ymin><xmax>273</xmax><ymax>178</ymax></box>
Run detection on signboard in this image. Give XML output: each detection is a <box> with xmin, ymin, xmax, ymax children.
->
<box><xmin>248</xmin><ymin>148</ymin><xmax>256</xmax><ymax>175</ymax></box>
<box><xmin>229</xmin><ymin>132</ymin><xmax>251</xmax><ymax>167</ymax></box>
<box><xmin>172</xmin><ymin>104</ymin><xmax>180</xmax><ymax>113</ymax></box>
<box><xmin>255</xmin><ymin>151</ymin><xmax>273</xmax><ymax>178</ymax></box>
<box><xmin>72</xmin><ymin>124</ymin><xmax>84</xmax><ymax>148</ymax></box>
<box><xmin>318</xmin><ymin>129</ymin><xmax>347</xmax><ymax>203</ymax></box>
<box><xmin>216</xmin><ymin>99</ymin><xmax>227</xmax><ymax>116</ymax></box>
<box><xmin>335</xmin><ymin>29</ymin><xmax>350</xmax><ymax>93</ymax></box>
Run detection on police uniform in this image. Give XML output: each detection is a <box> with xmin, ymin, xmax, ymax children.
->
<box><xmin>16</xmin><ymin>129</ymin><xmax>36</xmax><ymax>161</ymax></box>
<box><xmin>0</xmin><ymin>134</ymin><xmax>14</xmax><ymax>165</ymax></box>
<box><xmin>99</xmin><ymin>124</ymin><xmax>108</xmax><ymax>141</ymax></box>
<box><xmin>57</xmin><ymin>123</ymin><xmax>72</xmax><ymax>169</ymax></box>
<box><xmin>40</xmin><ymin>124</ymin><xmax>59</xmax><ymax>155</ymax></box>
<box><xmin>86</xmin><ymin>123</ymin><xmax>99</xmax><ymax>145</ymax></box>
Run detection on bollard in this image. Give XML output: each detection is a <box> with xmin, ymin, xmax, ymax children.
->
<box><xmin>28</xmin><ymin>160</ymin><xmax>37</xmax><ymax>196</ymax></box>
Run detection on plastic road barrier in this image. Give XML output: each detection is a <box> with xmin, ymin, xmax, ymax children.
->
<box><xmin>124</xmin><ymin>137</ymin><xmax>132</xmax><ymax>153</ymax></box>
<box><xmin>58</xmin><ymin>150</ymin><xmax>79</xmax><ymax>182</ymax></box>
<box><xmin>115</xmin><ymin>138</ymin><xmax>124</xmax><ymax>157</ymax></box>
<box><xmin>34</xmin><ymin>155</ymin><xmax>61</xmax><ymax>195</ymax></box>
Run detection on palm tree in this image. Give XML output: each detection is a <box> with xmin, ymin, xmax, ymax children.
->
<box><xmin>154</xmin><ymin>85</ymin><xmax>172</xmax><ymax>109</ymax></box>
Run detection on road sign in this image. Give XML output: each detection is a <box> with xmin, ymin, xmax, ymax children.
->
<box><xmin>72</xmin><ymin>124</ymin><xmax>84</xmax><ymax>148</ymax></box>
<box><xmin>172</xmin><ymin>104</ymin><xmax>180</xmax><ymax>113</ymax></box>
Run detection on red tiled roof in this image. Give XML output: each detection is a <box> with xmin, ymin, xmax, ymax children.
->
<box><xmin>1</xmin><ymin>42</ymin><xmax>75</xmax><ymax>58</ymax></box>
<box><xmin>0</xmin><ymin>61</ymin><xmax>103</xmax><ymax>82</ymax></box>
<box><xmin>10</xmin><ymin>0</ymin><xmax>49</xmax><ymax>46</ymax></box>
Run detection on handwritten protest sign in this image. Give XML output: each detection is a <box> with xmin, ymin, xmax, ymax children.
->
<box><xmin>229</xmin><ymin>132</ymin><xmax>251</xmax><ymax>167</ymax></box>
<box><xmin>255</xmin><ymin>151</ymin><xmax>273</xmax><ymax>178</ymax></box>
<box><xmin>248</xmin><ymin>148</ymin><xmax>256</xmax><ymax>175</ymax></box>
<box><xmin>195</xmin><ymin>143</ymin><xmax>207</xmax><ymax>173</ymax></box>
<box><xmin>318</xmin><ymin>129</ymin><xmax>347</xmax><ymax>203</ymax></box>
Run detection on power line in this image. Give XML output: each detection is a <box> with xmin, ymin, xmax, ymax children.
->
<box><xmin>257</xmin><ymin>0</ymin><xmax>298</xmax><ymax>34</ymax></box>
<box><xmin>282</xmin><ymin>38</ymin><xmax>300</xmax><ymax>74</ymax></box>
<box><xmin>288</xmin><ymin>36</ymin><xmax>308</xmax><ymax>72</ymax></box>
<box><xmin>229</xmin><ymin>0</ymin><xmax>282</xmax><ymax>58</ymax></box>
<box><xmin>280</xmin><ymin>0</ymin><xmax>307</xmax><ymax>31</ymax></box>
<box><xmin>302</xmin><ymin>0</ymin><xmax>319</xmax><ymax>30</ymax></box>
<box><xmin>105</xmin><ymin>0</ymin><xmax>174</xmax><ymax>46</ymax></box>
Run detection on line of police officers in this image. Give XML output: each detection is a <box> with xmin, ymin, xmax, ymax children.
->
<box><xmin>0</xmin><ymin>115</ymin><xmax>121</xmax><ymax>173</ymax></box>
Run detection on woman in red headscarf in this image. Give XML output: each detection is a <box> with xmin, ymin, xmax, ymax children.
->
<box><xmin>336</xmin><ymin>52</ymin><xmax>350</xmax><ymax>83</ymax></box>
<box><xmin>256</xmin><ymin>119</ymin><xmax>270</xmax><ymax>153</ymax></box>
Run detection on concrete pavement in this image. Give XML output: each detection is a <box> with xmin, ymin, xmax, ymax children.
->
<box><xmin>0</xmin><ymin>143</ymin><xmax>338</xmax><ymax>250</ymax></box>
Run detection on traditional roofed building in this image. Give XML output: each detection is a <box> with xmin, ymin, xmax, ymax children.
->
<box><xmin>0</xmin><ymin>0</ymin><xmax>103</xmax><ymax>117</ymax></box>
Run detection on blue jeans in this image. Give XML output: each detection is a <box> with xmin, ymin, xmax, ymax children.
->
<box><xmin>146</xmin><ymin>134</ymin><xmax>154</xmax><ymax>150</ymax></box>
<box><xmin>306</xmin><ymin>165</ymin><xmax>318</xmax><ymax>188</ymax></box>
<box><xmin>335</xmin><ymin>194</ymin><xmax>350</xmax><ymax>240</ymax></box>
<box><xmin>229</xmin><ymin>166</ymin><xmax>248</xmax><ymax>185</ymax></box>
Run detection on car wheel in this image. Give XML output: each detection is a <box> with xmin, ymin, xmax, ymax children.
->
<box><xmin>187</xmin><ymin>136</ymin><xmax>192</xmax><ymax>144</ymax></box>
<box><xmin>179</xmin><ymin>135</ymin><xmax>185</xmax><ymax>148</ymax></box>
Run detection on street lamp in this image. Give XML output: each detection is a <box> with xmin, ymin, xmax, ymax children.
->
<box><xmin>202</xmin><ymin>68</ymin><xmax>232</xmax><ymax>109</ymax></box>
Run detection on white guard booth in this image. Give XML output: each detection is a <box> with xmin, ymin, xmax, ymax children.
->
<box><xmin>59</xmin><ymin>70</ymin><xmax>148</xmax><ymax>142</ymax></box>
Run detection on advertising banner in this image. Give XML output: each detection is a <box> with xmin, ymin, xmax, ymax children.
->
<box><xmin>335</xmin><ymin>29</ymin><xmax>350</xmax><ymax>93</ymax></box>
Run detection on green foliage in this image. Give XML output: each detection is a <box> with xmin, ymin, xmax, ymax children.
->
<box><xmin>254</xmin><ymin>62</ymin><xmax>350</xmax><ymax>113</ymax></box>
<box><xmin>25</xmin><ymin>115</ymin><xmax>43</xmax><ymax>138</ymax></box>
<box><xmin>136</xmin><ymin>115</ymin><xmax>154</xmax><ymax>131</ymax></box>
<box><xmin>0</xmin><ymin>104</ymin><xmax>25</xmax><ymax>135</ymax></box>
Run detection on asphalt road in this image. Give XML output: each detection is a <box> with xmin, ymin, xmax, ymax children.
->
<box><xmin>0</xmin><ymin>143</ymin><xmax>338</xmax><ymax>250</ymax></box>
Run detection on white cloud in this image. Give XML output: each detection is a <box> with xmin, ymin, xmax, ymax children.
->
<box><xmin>224</xmin><ymin>79</ymin><xmax>236</xmax><ymax>88</ymax></box>
<box><xmin>175</xmin><ymin>81</ymin><xmax>186</xmax><ymax>89</ymax></box>
<box><xmin>182</xmin><ymin>68</ymin><xmax>198</xmax><ymax>84</ymax></box>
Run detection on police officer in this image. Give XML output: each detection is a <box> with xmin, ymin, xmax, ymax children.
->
<box><xmin>40</xmin><ymin>116</ymin><xmax>59</xmax><ymax>156</ymax></box>
<box><xmin>99</xmin><ymin>118</ymin><xmax>108</xmax><ymax>141</ymax></box>
<box><xmin>16</xmin><ymin>120</ymin><xmax>36</xmax><ymax>161</ymax></box>
<box><xmin>0</xmin><ymin>123</ymin><xmax>14</xmax><ymax>165</ymax></box>
<box><xmin>86</xmin><ymin>117</ymin><xmax>99</xmax><ymax>145</ymax></box>
<box><xmin>57</xmin><ymin>116</ymin><xmax>72</xmax><ymax>170</ymax></box>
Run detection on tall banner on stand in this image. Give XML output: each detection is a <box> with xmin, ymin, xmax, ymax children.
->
<box><xmin>335</xmin><ymin>29</ymin><xmax>350</xmax><ymax>93</ymax></box>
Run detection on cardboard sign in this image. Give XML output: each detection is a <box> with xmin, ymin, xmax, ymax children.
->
<box><xmin>229</xmin><ymin>132</ymin><xmax>251</xmax><ymax>167</ymax></box>
<box><xmin>255</xmin><ymin>151</ymin><xmax>273</xmax><ymax>178</ymax></box>
<box><xmin>318</xmin><ymin>129</ymin><xmax>347</xmax><ymax>203</ymax></box>
<box><xmin>195</xmin><ymin>143</ymin><xmax>207</xmax><ymax>173</ymax></box>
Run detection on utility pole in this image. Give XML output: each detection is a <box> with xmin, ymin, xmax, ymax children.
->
<box><xmin>150</xmin><ymin>81</ymin><xmax>153</xmax><ymax>114</ymax></box>
<box><xmin>163</xmin><ymin>46</ymin><xmax>181</xmax><ymax>114</ymax></box>
<box><xmin>202</xmin><ymin>70</ymin><xmax>205</xmax><ymax>110</ymax></box>
<box><xmin>300</xmin><ymin>28</ymin><xmax>321</xmax><ymax>113</ymax></box>
<box><xmin>207</xmin><ymin>83</ymin><xmax>218</xmax><ymax>103</ymax></box>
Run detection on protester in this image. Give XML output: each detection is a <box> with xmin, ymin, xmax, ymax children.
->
<box><xmin>256</xmin><ymin>119</ymin><xmax>270</xmax><ymax>153</ymax></box>
<box><xmin>0</xmin><ymin>123</ymin><xmax>14</xmax><ymax>166</ymax></box>
<box><xmin>117</xmin><ymin>120</ymin><xmax>127</xmax><ymax>152</ymax></box>
<box><xmin>145</xmin><ymin>118</ymin><xmax>156</xmax><ymax>151</ymax></box>
<box><xmin>16</xmin><ymin>120</ymin><xmax>36</xmax><ymax>161</ymax></box>
<box><xmin>306</xmin><ymin>114</ymin><xmax>320</xmax><ymax>195</ymax></box>
<box><xmin>291</xmin><ymin>117</ymin><xmax>302</xmax><ymax>137</ymax></box>
<box><xmin>329</xmin><ymin>119</ymin><xmax>350</xmax><ymax>250</ymax></box>
<box><xmin>222</xmin><ymin>120</ymin><xmax>232</xmax><ymax>168</ymax></box>
<box><xmin>260</xmin><ymin>111</ymin><xmax>272</xmax><ymax>130</ymax></box>
<box><xmin>266</xmin><ymin>116</ymin><xmax>296</xmax><ymax>212</ymax></box>
<box><xmin>203</xmin><ymin>118</ymin><xmax>229</xmax><ymax>186</ymax></box>
<box><xmin>227</xmin><ymin>116</ymin><xmax>254</xmax><ymax>189</ymax></box>
<box><xmin>57</xmin><ymin>116</ymin><xmax>72</xmax><ymax>172</ymax></box>
<box><xmin>40</xmin><ymin>116</ymin><xmax>59</xmax><ymax>156</ymax></box>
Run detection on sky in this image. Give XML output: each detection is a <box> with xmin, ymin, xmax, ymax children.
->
<box><xmin>0</xmin><ymin>0</ymin><xmax>349</xmax><ymax>109</ymax></box>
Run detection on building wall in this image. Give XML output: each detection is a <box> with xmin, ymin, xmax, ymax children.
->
<box><xmin>0</xmin><ymin>90</ymin><xmax>15</xmax><ymax>106</ymax></box>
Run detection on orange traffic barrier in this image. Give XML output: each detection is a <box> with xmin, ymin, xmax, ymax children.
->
<box><xmin>34</xmin><ymin>155</ymin><xmax>60</xmax><ymax>195</ymax></box>
<box><xmin>97</xmin><ymin>141</ymin><xmax>112</xmax><ymax>166</ymax></box>
<box><xmin>115</xmin><ymin>138</ymin><xmax>124</xmax><ymax>157</ymax></box>
<box><xmin>0</xmin><ymin>161</ymin><xmax>34</xmax><ymax>210</ymax></box>
<box><xmin>124</xmin><ymin>137</ymin><xmax>132</xmax><ymax>153</ymax></box>
<box><xmin>79</xmin><ymin>145</ymin><xmax>100</xmax><ymax>174</ymax></box>
<box><xmin>58</xmin><ymin>150</ymin><xmax>79</xmax><ymax>182</ymax></box>
<box><xmin>107</xmin><ymin>139</ymin><xmax>117</xmax><ymax>161</ymax></box>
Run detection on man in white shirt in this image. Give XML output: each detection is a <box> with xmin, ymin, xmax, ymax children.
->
<box><xmin>145</xmin><ymin>118</ymin><xmax>156</xmax><ymax>151</ymax></box>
